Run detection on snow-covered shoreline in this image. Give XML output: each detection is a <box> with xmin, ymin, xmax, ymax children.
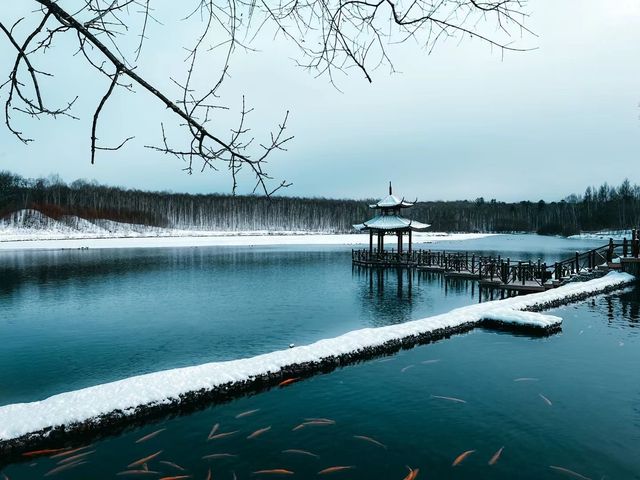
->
<box><xmin>0</xmin><ymin>208</ymin><xmax>497</xmax><ymax>250</ymax></box>
<box><xmin>0</xmin><ymin>271</ymin><xmax>634</xmax><ymax>451</ymax></box>
<box><xmin>0</xmin><ymin>232</ymin><xmax>496</xmax><ymax>251</ymax></box>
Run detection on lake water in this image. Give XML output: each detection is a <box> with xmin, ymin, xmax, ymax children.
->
<box><xmin>1</xmin><ymin>234</ymin><xmax>639</xmax><ymax>479</ymax></box>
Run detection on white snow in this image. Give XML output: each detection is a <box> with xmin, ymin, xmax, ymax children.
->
<box><xmin>569</xmin><ymin>230</ymin><xmax>633</xmax><ymax>241</ymax></box>
<box><xmin>0</xmin><ymin>271</ymin><xmax>633</xmax><ymax>444</ymax></box>
<box><xmin>0</xmin><ymin>210</ymin><xmax>495</xmax><ymax>250</ymax></box>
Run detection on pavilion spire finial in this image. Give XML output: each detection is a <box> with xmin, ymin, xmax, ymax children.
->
<box><xmin>389</xmin><ymin>181</ymin><xmax>392</xmax><ymax>195</ymax></box>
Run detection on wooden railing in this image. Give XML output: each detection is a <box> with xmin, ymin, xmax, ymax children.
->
<box><xmin>352</xmin><ymin>228</ymin><xmax>640</xmax><ymax>287</ymax></box>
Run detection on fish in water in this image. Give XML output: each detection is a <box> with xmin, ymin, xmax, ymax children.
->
<box><xmin>279</xmin><ymin>377</ymin><xmax>300</xmax><ymax>387</ymax></box>
<box><xmin>158</xmin><ymin>476</ymin><xmax>192</xmax><ymax>480</ymax></box>
<box><xmin>57</xmin><ymin>450</ymin><xmax>95</xmax><ymax>465</ymax></box>
<box><xmin>236</xmin><ymin>408</ymin><xmax>260</xmax><ymax>419</ymax></box>
<box><xmin>400</xmin><ymin>364</ymin><xmax>415</xmax><ymax>373</ymax></box>
<box><xmin>452</xmin><ymin>450</ymin><xmax>475</xmax><ymax>466</ymax></box>
<box><xmin>488</xmin><ymin>446</ymin><xmax>504</xmax><ymax>465</ymax></box>
<box><xmin>116</xmin><ymin>470</ymin><xmax>160</xmax><ymax>476</ymax></box>
<box><xmin>50</xmin><ymin>445</ymin><xmax>92</xmax><ymax>459</ymax></box>
<box><xmin>292</xmin><ymin>420</ymin><xmax>334</xmax><ymax>431</ymax></box>
<box><xmin>22</xmin><ymin>448</ymin><xmax>69</xmax><ymax>458</ymax></box>
<box><xmin>128</xmin><ymin>451</ymin><xmax>163</xmax><ymax>468</ymax></box>
<box><xmin>44</xmin><ymin>460</ymin><xmax>87</xmax><ymax>476</ymax></box>
<box><xmin>208</xmin><ymin>430</ymin><xmax>239</xmax><ymax>440</ymax></box>
<box><xmin>421</xmin><ymin>359</ymin><xmax>440</xmax><ymax>364</ymax></box>
<box><xmin>248</xmin><ymin>426</ymin><xmax>272</xmax><ymax>439</ymax></box>
<box><xmin>539</xmin><ymin>393</ymin><xmax>553</xmax><ymax>406</ymax></box>
<box><xmin>353</xmin><ymin>435</ymin><xmax>387</xmax><ymax>449</ymax></box>
<box><xmin>159</xmin><ymin>461</ymin><xmax>186</xmax><ymax>471</ymax></box>
<box><xmin>282</xmin><ymin>449</ymin><xmax>319</xmax><ymax>458</ymax></box>
<box><xmin>431</xmin><ymin>395</ymin><xmax>467</xmax><ymax>404</ymax></box>
<box><xmin>514</xmin><ymin>377</ymin><xmax>539</xmax><ymax>382</ymax></box>
<box><xmin>548</xmin><ymin>465</ymin><xmax>592</xmax><ymax>479</ymax></box>
<box><xmin>207</xmin><ymin>423</ymin><xmax>220</xmax><ymax>440</ymax></box>
<box><xmin>402</xmin><ymin>467</ymin><xmax>420</xmax><ymax>480</ymax></box>
<box><xmin>304</xmin><ymin>418</ymin><xmax>335</xmax><ymax>423</ymax></box>
<box><xmin>2</xmin><ymin>474</ymin><xmax>10</xmax><ymax>480</ymax></box>
<box><xmin>205</xmin><ymin>469</ymin><xmax>212</xmax><ymax>480</ymax></box>
<box><xmin>253</xmin><ymin>469</ymin><xmax>294</xmax><ymax>475</ymax></box>
<box><xmin>318</xmin><ymin>466</ymin><xmax>355</xmax><ymax>474</ymax></box>
<box><xmin>202</xmin><ymin>453</ymin><xmax>238</xmax><ymax>460</ymax></box>
<box><xmin>136</xmin><ymin>428</ymin><xmax>166</xmax><ymax>443</ymax></box>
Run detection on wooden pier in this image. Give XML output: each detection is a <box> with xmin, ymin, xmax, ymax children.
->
<box><xmin>352</xmin><ymin>230</ymin><xmax>640</xmax><ymax>294</ymax></box>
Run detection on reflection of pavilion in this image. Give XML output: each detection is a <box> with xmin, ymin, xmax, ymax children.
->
<box><xmin>353</xmin><ymin>183</ymin><xmax>430</xmax><ymax>267</ymax></box>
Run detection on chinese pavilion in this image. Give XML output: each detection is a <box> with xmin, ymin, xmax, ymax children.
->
<box><xmin>353</xmin><ymin>183</ymin><xmax>430</xmax><ymax>259</ymax></box>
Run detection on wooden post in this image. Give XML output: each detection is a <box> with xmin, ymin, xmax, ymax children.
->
<box><xmin>369</xmin><ymin>230</ymin><xmax>373</xmax><ymax>257</ymax></box>
<box><xmin>634</xmin><ymin>228</ymin><xmax>639</xmax><ymax>258</ymax></box>
<box><xmin>471</xmin><ymin>255</ymin><xmax>475</xmax><ymax>274</ymax></box>
<box><xmin>623</xmin><ymin>237</ymin><xmax>628</xmax><ymax>258</ymax></box>
<box><xmin>607</xmin><ymin>238</ymin><xmax>614</xmax><ymax>262</ymax></box>
<box><xmin>554</xmin><ymin>262</ymin><xmax>559</xmax><ymax>281</ymax></box>
<box><xmin>575</xmin><ymin>251</ymin><xmax>580</xmax><ymax>274</ymax></box>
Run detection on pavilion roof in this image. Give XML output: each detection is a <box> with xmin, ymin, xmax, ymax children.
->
<box><xmin>368</xmin><ymin>194</ymin><xmax>415</xmax><ymax>209</ymax></box>
<box><xmin>353</xmin><ymin>215</ymin><xmax>430</xmax><ymax>232</ymax></box>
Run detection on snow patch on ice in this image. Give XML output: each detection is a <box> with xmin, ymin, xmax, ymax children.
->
<box><xmin>569</xmin><ymin>230</ymin><xmax>633</xmax><ymax>241</ymax></box>
<box><xmin>0</xmin><ymin>271</ymin><xmax>633</xmax><ymax>444</ymax></box>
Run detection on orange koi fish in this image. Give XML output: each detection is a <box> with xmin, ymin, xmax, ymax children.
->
<box><xmin>202</xmin><ymin>453</ymin><xmax>238</xmax><ymax>460</ymax></box>
<box><xmin>278</xmin><ymin>377</ymin><xmax>300</xmax><ymax>387</ymax></box>
<box><xmin>488</xmin><ymin>446</ymin><xmax>504</xmax><ymax>465</ymax></box>
<box><xmin>128</xmin><ymin>450</ymin><xmax>163</xmax><ymax>468</ymax></box>
<box><xmin>548</xmin><ymin>465</ymin><xmax>592</xmax><ymax>479</ymax></box>
<box><xmin>539</xmin><ymin>393</ymin><xmax>553</xmax><ymax>406</ymax></box>
<box><xmin>236</xmin><ymin>409</ymin><xmax>260</xmax><ymax>418</ymax></box>
<box><xmin>208</xmin><ymin>430</ymin><xmax>239</xmax><ymax>440</ymax></box>
<box><xmin>44</xmin><ymin>460</ymin><xmax>87</xmax><ymax>476</ymax></box>
<box><xmin>159</xmin><ymin>461</ymin><xmax>186</xmax><ymax>471</ymax></box>
<box><xmin>207</xmin><ymin>423</ymin><xmax>220</xmax><ymax>440</ymax></box>
<box><xmin>318</xmin><ymin>466</ymin><xmax>355</xmax><ymax>474</ymax></box>
<box><xmin>247</xmin><ymin>426</ymin><xmax>272</xmax><ymax>439</ymax></box>
<box><xmin>452</xmin><ymin>449</ymin><xmax>475</xmax><ymax>466</ymax></box>
<box><xmin>353</xmin><ymin>435</ymin><xmax>386</xmax><ymax>449</ymax></box>
<box><xmin>22</xmin><ymin>448</ymin><xmax>69</xmax><ymax>457</ymax></box>
<box><xmin>136</xmin><ymin>428</ymin><xmax>166</xmax><ymax>444</ymax></box>
<box><xmin>402</xmin><ymin>467</ymin><xmax>420</xmax><ymax>480</ymax></box>
<box><xmin>282</xmin><ymin>449</ymin><xmax>319</xmax><ymax>458</ymax></box>
<box><xmin>253</xmin><ymin>469</ymin><xmax>294</xmax><ymax>475</ymax></box>
<box><xmin>432</xmin><ymin>395</ymin><xmax>467</xmax><ymax>404</ymax></box>
<box><xmin>50</xmin><ymin>445</ymin><xmax>92</xmax><ymax>459</ymax></box>
<box><xmin>57</xmin><ymin>450</ymin><xmax>95</xmax><ymax>464</ymax></box>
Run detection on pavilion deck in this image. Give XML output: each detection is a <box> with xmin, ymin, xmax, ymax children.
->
<box><xmin>352</xmin><ymin>234</ymin><xmax>640</xmax><ymax>294</ymax></box>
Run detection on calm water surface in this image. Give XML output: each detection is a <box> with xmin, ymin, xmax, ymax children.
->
<box><xmin>2</xmin><ymin>234</ymin><xmax>639</xmax><ymax>478</ymax></box>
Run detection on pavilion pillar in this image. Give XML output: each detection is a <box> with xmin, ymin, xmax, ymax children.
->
<box><xmin>408</xmin><ymin>230</ymin><xmax>412</xmax><ymax>254</ymax></box>
<box><xmin>369</xmin><ymin>230</ymin><xmax>373</xmax><ymax>256</ymax></box>
<box><xmin>397</xmin><ymin>231</ymin><xmax>402</xmax><ymax>253</ymax></box>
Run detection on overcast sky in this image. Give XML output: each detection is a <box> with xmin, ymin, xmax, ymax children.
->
<box><xmin>1</xmin><ymin>0</ymin><xmax>639</xmax><ymax>202</ymax></box>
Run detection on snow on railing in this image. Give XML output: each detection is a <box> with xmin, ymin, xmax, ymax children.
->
<box><xmin>0</xmin><ymin>272</ymin><xmax>634</xmax><ymax>453</ymax></box>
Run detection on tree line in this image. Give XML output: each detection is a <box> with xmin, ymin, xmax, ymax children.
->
<box><xmin>1</xmin><ymin>171</ymin><xmax>639</xmax><ymax>234</ymax></box>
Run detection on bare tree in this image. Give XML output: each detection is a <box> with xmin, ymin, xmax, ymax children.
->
<box><xmin>0</xmin><ymin>1</ymin><xmax>532</xmax><ymax>195</ymax></box>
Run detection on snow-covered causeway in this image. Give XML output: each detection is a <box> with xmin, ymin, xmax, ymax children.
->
<box><xmin>0</xmin><ymin>272</ymin><xmax>634</xmax><ymax>447</ymax></box>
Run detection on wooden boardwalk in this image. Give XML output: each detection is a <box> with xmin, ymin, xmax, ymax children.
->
<box><xmin>352</xmin><ymin>233</ymin><xmax>640</xmax><ymax>294</ymax></box>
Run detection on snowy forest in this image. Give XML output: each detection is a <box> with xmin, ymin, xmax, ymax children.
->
<box><xmin>1</xmin><ymin>171</ymin><xmax>639</xmax><ymax>234</ymax></box>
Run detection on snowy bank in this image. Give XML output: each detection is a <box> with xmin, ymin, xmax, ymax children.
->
<box><xmin>0</xmin><ymin>271</ymin><xmax>633</xmax><ymax>454</ymax></box>
<box><xmin>569</xmin><ymin>230</ymin><xmax>633</xmax><ymax>241</ymax></box>
<box><xmin>0</xmin><ymin>213</ymin><xmax>495</xmax><ymax>251</ymax></box>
